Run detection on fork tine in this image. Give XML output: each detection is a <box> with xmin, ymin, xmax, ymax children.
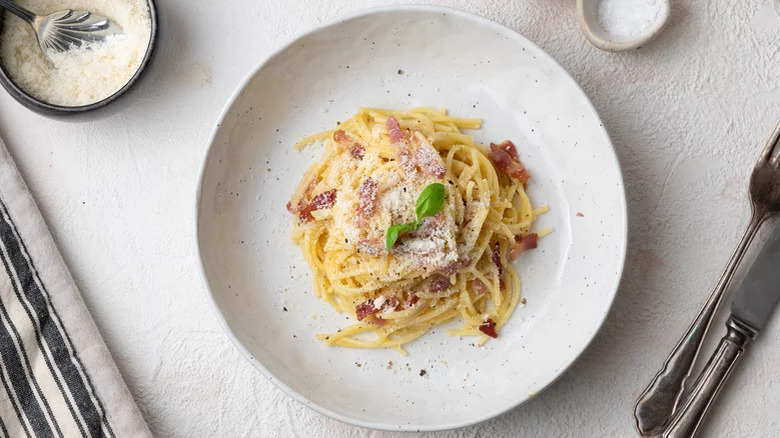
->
<box><xmin>759</xmin><ymin>120</ymin><xmax>780</xmax><ymax>164</ymax></box>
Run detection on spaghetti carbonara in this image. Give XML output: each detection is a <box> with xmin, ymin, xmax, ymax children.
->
<box><xmin>287</xmin><ymin>107</ymin><xmax>550</xmax><ymax>354</ymax></box>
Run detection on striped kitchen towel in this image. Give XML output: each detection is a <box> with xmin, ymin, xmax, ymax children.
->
<box><xmin>0</xmin><ymin>137</ymin><xmax>150</xmax><ymax>437</ymax></box>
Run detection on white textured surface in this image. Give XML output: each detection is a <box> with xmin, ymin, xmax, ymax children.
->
<box><xmin>0</xmin><ymin>0</ymin><xmax>779</xmax><ymax>436</ymax></box>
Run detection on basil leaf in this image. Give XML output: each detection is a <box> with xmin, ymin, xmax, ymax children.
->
<box><xmin>386</xmin><ymin>223</ymin><xmax>417</xmax><ymax>251</ymax></box>
<box><xmin>415</xmin><ymin>183</ymin><xmax>445</xmax><ymax>221</ymax></box>
<box><xmin>385</xmin><ymin>183</ymin><xmax>446</xmax><ymax>252</ymax></box>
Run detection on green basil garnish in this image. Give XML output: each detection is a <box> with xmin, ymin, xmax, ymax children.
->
<box><xmin>385</xmin><ymin>183</ymin><xmax>446</xmax><ymax>251</ymax></box>
<box><xmin>415</xmin><ymin>183</ymin><xmax>446</xmax><ymax>221</ymax></box>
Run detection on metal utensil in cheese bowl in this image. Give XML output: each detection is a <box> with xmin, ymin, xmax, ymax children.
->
<box><xmin>0</xmin><ymin>0</ymin><xmax>122</xmax><ymax>60</ymax></box>
<box><xmin>663</xmin><ymin>222</ymin><xmax>780</xmax><ymax>437</ymax></box>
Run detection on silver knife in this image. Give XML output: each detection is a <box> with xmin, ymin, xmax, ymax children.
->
<box><xmin>663</xmin><ymin>222</ymin><xmax>780</xmax><ymax>438</ymax></box>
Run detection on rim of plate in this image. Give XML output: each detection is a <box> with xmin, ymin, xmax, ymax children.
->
<box><xmin>195</xmin><ymin>4</ymin><xmax>628</xmax><ymax>432</ymax></box>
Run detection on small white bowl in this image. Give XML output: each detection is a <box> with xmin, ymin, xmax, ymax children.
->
<box><xmin>576</xmin><ymin>0</ymin><xmax>670</xmax><ymax>52</ymax></box>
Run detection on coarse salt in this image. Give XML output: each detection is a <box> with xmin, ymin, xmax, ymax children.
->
<box><xmin>598</xmin><ymin>0</ymin><xmax>664</xmax><ymax>40</ymax></box>
<box><xmin>0</xmin><ymin>0</ymin><xmax>151</xmax><ymax>106</ymax></box>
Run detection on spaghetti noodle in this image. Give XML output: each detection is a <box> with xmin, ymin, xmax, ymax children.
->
<box><xmin>287</xmin><ymin>107</ymin><xmax>550</xmax><ymax>354</ymax></box>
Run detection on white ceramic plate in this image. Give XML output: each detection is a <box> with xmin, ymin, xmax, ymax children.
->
<box><xmin>196</xmin><ymin>5</ymin><xmax>627</xmax><ymax>432</ymax></box>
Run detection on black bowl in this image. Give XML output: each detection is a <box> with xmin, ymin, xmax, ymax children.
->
<box><xmin>0</xmin><ymin>0</ymin><xmax>158</xmax><ymax>117</ymax></box>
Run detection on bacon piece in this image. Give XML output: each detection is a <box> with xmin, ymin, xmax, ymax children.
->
<box><xmin>416</xmin><ymin>213</ymin><xmax>445</xmax><ymax>238</ymax></box>
<box><xmin>440</xmin><ymin>257</ymin><xmax>470</xmax><ymax>276</ymax></box>
<box><xmin>479</xmin><ymin>318</ymin><xmax>498</xmax><ymax>338</ymax></box>
<box><xmin>288</xmin><ymin>200</ymin><xmax>307</xmax><ymax>218</ymax></box>
<box><xmin>387</xmin><ymin>117</ymin><xmax>416</xmax><ymax>176</ymax></box>
<box><xmin>429</xmin><ymin>274</ymin><xmax>451</xmax><ymax>292</ymax></box>
<box><xmin>386</xmin><ymin>116</ymin><xmax>405</xmax><ymax>143</ymax></box>
<box><xmin>413</xmin><ymin>147</ymin><xmax>446</xmax><ymax>178</ymax></box>
<box><xmin>491</xmin><ymin>242</ymin><xmax>505</xmax><ymax>290</ymax></box>
<box><xmin>309</xmin><ymin>189</ymin><xmax>337</xmax><ymax>210</ymax></box>
<box><xmin>333</xmin><ymin>130</ymin><xmax>353</xmax><ymax>146</ymax></box>
<box><xmin>488</xmin><ymin>142</ymin><xmax>531</xmax><ymax>187</ymax></box>
<box><xmin>356</xmin><ymin>300</ymin><xmax>379</xmax><ymax>321</ymax></box>
<box><xmin>298</xmin><ymin>189</ymin><xmax>337</xmax><ymax>222</ymax></box>
<box><xmin>333</xmin><ymin>130</ymin><xmax>365</xmax><ymax>160</ymax></box>
<box><xmin>384</xmin><ymin>297</ymin><xmax>400</xmax><ymax>312</ymax></box>
<box><xmin>359</xmin><ymin>296</ymin><xmax>398</xmax><ymax>325</ymax></box>
<box><xmin>405</xmin><ymin>293</ymin><xmax>419</xmax><ymax>308</ymax></box>
<box><xmin>410</xmin><ymin>132</ymin><xmax>447</xmax><ymax>178</ymax></box>
<box><xmin>472</xmin><ymin>279</ymin><xmax>488</xmax><ymax>296</ymax></box>
<box><xmin>287</xmin><ymin>174</ymin><xmax>318</xmax><ymax>215</ymax></box>
<box><xmin>356</xmin><ymin>178</ymin><xmax>378</xmax><ymax>223</ymax></box>
<box><xmin>493</xmin><ymin>140</ymin><xmax>519</xmax><ymax>160</ymax></box>
<box><xmin>523</xmin><ymin>232</ymin><xmax>539</xmax><ymax>249</ymax></box>
<box><xmin>396</xmin><ymin>147</ymin><xmax>416</xmax><ymax>176</ymax></box>
<box><xmin>509</xmin><ymin>233</ymin><xmax>539</xmax><ymax>261</ymax></box>
<box><xmin>349</xmin><ymin>144</ymin><xmax>365</xmax><ymax>160</ymax></box>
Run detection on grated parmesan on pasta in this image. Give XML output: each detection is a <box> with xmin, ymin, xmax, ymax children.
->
<box><xmin>0</xmin><ymin>0</ymin><xmax>151</xmax><ymax>106</ymax></box>
<box><xmin>290</xmin><ymin>107</ymin><xmax>550</xmax><ymax>353</ymax></box>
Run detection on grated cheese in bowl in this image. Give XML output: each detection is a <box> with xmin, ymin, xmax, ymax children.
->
<box><xmin>0</xmin><ymin>0</ymin><xmax>151</xmax><ymax>107</ymax></box>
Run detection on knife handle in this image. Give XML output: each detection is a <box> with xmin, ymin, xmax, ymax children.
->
<box><xmin>663</xmin><ymin>318</ymin><xmax>754</xmax><ymax>438</ymax></box>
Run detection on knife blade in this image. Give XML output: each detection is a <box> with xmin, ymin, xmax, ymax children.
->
<box><xmin>731</xmin><ymin>222</ymin><xmax>780</xmax><ymax>334</ymax></box>
<box><xmin>664</xmin><ymin>222</ymin><xmax>780</xmax><ymax>438</ymax></box>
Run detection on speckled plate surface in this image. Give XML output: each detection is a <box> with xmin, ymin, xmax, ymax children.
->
<box><xmin>196</xmin><ymin>5</ymin><xmax>627</xmax><ymax>432</ymax></box>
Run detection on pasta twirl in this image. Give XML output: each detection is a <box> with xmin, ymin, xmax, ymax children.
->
<box><xmin>287</xmin><ymin>107</ymin><xmax>550</xmax><ymax>354</ymax></box>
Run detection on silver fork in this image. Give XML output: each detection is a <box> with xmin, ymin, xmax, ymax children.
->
<box><xmin>634</xmin><ymin>120</ymin><xmax>780</xmax><ymax>435</ymax></box>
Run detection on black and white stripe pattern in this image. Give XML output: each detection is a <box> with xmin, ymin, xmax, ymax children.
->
<box><xmin>0</xmin><ymin>197</ymin><xmax>114</xmax><ymax>438</ymax></box>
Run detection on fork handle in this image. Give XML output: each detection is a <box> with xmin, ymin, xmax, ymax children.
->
<box><xmin>662</xmin><ymin>318</ymin><xmax>753</xmax><ymax>438</ymax></box>
<box><xmin>0</xmin><ymin>0</ymin><xmax>36</xmax><ymax>23</ymax></box>
<box><xmin>633</xmin><ymin>212</ymin><xmax>765</xmax><ymax>435</ymax></box>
